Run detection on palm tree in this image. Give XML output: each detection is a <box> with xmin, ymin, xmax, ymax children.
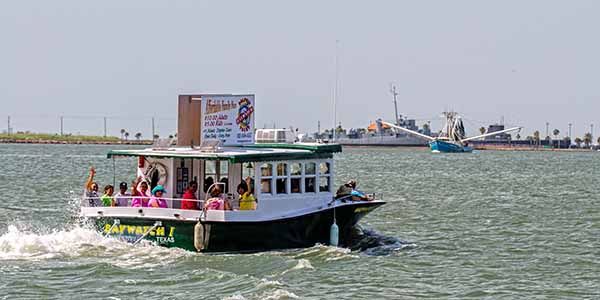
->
<box><xmin>574</xmin><ymin>137</ymin><xmax>583</xmax><ymax>148</ymax></box>
<box><xmin>135</xmin><ymin>132</ymin><xmax>142</xmax><ymax>141</ymax></box>
<box><xmin>516</xmin><ymin>133</ymin><xmax>521</xmax><ymax>140</ymax></box>
<box><xmin>120</xmin><ymin>129</ymin><xmax>125</xmax><ymax>140</ymax></box>
<box><xmin>533</xmin><ymin>131</ymin><xmax>541</xmax><ymax>147</ymax></box>
<box><xmin>583</xmin><ymin>133</ymin><xmax>592</xmax><ymax>147</ymax></box>
<box><xmin>553</xmin><ymin>129</ymin><xmax>560</xmax><ymax>148</ymax></box>
<box><xmin>526</xmin><ymin>136</ymin><xmax>534</xmax><ymax>145</ymax></box>
<box><xmin>563</xmin><ymin>136</ymin><xmax>571</xmax><ymax>148</ymax></box>
<box><xmin>479</xmin><ymin>127</ymin><xmax>486</xmax><ymax>135</ymax></box>
<box><xmin>422</xmin><ymin>123</ymin><xmax>431</xmax><ymax>135</ymax></box>
<box><xmin>153</xmin><ymin>134</ymin><xmax>160</xmax><ymax>140</ymax></box>
<box><xmin>124</xmin><ymin>132</ymin><xmax>129</xmax><ymax>140</ymax></box>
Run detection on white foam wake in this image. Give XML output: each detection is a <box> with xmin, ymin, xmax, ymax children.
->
<box><xmin>0</xmin><ymin>225</ymin><xmax>124</xmax><ymax>260</ymax></box>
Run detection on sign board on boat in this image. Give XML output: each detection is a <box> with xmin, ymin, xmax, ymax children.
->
<box><xmin>200</xmin><ymin>94</ymin><xmax>255</xmax><ymax>145</ymax></box>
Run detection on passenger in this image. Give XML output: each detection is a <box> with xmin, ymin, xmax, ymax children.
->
<box><xmin>219</xmin><ymin>177</ymin><xmax>228</xmax><ymax>193</ymax></box>
<box><xmin>85</xmin><ymin>167</ymin><xmax>101</xmax><ymax>206</ymax></box>
<box><xmin>204</xmin><ymin>187</ymin><xmax>231</xmax><ymax>211</ymax></box>
<box><xmin>238</xmin><ymin>181</ymin><xmax>257</xmax><ymax>210</ymax></box>
<box><xmin>347</xmin><ymin>180</ymin><xmax>374</xmax><ymax>201</ymax></box>
<box><xmin>181</xmin><ymin>181</ymin><xmax>199</xmax><ymax>210</ymax></box>
<box><xmin>114</xmin><ymin>182</ymin><xmax>130</xmax><ymax>207</ymax></box>
<box><xmin>131</xmin><ymin>180</ymin><xmax>151</xmax><ymax>207</ymax></box>
<box><xmin>335</xmin><ymin>181</ymin><xmax>353</xmax><ymax>201</ymax></box>
<box><xmin>101</xmin><ymin>184</ymin><xmax>115</xmax><ymax>206</ymax></box>
<box><xmin>148</xmin><ymin>185</ymin><xmax>169</xmax><ymax>208</ymax></box>
<box><xmin>204</xmin><ymin>177</ymin><xmax>214</xmax><ymax>193</ymax></box>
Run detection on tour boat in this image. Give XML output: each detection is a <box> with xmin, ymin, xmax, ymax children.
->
<box><xmin>80</xmin><ymin>94</ymin><xmax>385</xmax><ymax>252</ymax></box>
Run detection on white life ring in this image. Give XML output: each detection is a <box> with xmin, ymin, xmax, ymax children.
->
<box><xmin>144</xmin><ymin>161</ymin><xmax>168</xmax><ymax>186</ymax></box>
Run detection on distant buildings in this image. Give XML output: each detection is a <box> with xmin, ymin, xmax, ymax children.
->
<box><xmin>484</xmin><ymin>124</ymin><xmax>511</xmax><ymax>141</ymax></box>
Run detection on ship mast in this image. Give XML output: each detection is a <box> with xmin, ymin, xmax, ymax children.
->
<box><xmin>442</xmin><ymin>111</ymin><xmax>458</xmax><ymax>140</ymax></box>
<box><xmin>390</xmin><ymin>85</ymin><xmax>400</xmax><ymax>126</ymax></box>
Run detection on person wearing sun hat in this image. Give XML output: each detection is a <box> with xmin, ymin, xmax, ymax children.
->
<box><xmin>148</xmin><ymin>185</ymin><xmax>169</xmax><ymax>208</ymax></box>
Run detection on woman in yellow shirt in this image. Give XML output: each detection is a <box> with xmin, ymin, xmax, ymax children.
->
<box><xmin>237</xmin><ymin>181</ymin><xmax>256</xmax><ymax>210</ymax></box>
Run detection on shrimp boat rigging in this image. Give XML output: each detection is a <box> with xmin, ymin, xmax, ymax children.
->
<box><xmin>377</xmin><ymin>112</ymin><xmax>522</xmax><ymax>153</ymax></box>
<box><xmin>80</xmin><ymin>94</ymin><xmax>384</xmax><ymax>252</ymax></box>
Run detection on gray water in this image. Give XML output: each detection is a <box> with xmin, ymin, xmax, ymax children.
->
<box><xmin>0</xmin><ymin>144</ymin><xmax>599</xmax><ymax>299</ymax></box>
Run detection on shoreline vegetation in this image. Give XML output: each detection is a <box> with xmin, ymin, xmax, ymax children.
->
<box><xmin>0</xmin><ymin>133</ymin><xmax>596</xmax><ymax>152</ymax></box>
<box><xmin>0</xmin><ymin>133</ymin><xmax>152</xmax><ymax>145</ymax></box>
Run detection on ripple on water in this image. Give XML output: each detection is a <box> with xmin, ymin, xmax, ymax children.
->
<box><xmin>1</xmin><ymin>145</ymin><xmax>600</xmax><ymax>299</ymax></box>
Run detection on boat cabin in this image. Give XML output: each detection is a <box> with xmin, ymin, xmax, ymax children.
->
<box><xmin>81</xmin><ymin>143</ymin><xmax>341</xmax><ymax>222</ymax></box>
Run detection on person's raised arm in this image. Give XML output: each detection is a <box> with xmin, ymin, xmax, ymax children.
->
<box><xmin>85</xmin><ymin>167</ymin><xmax>96</xmax><ymax>191</ymax></box>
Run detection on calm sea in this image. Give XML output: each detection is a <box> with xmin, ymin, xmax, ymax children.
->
<box><xmin>0</xmin><ymin>144</ymin><xmax>598</xmax><ymax>299</ymax></box>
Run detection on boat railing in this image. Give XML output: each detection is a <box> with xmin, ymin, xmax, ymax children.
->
<box><xmin>328</xmin><ymin>192</ymin><xmax>382</xmax><ymax>205</ymax></box>
<box><xmin>80</xmin><ymin>195</ymin><xmax>207</xmax><ymax>209</ymax></box>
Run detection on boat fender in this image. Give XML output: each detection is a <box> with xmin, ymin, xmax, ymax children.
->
<box><xmin>330</xmin><ymin>221</ymin><xmax>339</xmax><ymax>247</ymax></box>
<box><xmin>194</xmin><ymin>221</ymin><xmax>205</xmax><ymax>251</ymax></box>
<box><xmin>144</xmin><ymin>161</ymin><xmax>168</xmax><ymax>186</ymax></box>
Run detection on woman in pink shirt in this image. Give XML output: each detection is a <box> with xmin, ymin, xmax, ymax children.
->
<box><xmin>131</xmin><ymin>180</ymin><xmax>150</xmax><ymax>207</ymax></box>
<box><xmin>148</xmin><ymin>185</ymin><xmax>169</xmax><ymax>208</ymax></box>
<box><xmin>204</xmin><ymin>187</ymin><xmax>231</xmax><ymax>211</ymax></box>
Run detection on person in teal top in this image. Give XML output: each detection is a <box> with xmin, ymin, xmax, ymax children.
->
<box><xmin>101</xmin><ymin>184</ymin><xmax>115</xmax><ymax>206</ymax></box>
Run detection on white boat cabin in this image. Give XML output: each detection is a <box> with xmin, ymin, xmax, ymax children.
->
<box><xmin>81</xmin><ymin>143</ymin><xmax>342</xmax><ymax>222</ymax></box>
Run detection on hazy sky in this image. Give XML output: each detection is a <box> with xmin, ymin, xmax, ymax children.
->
<box><xmin>1</xmin><ymin>1</ymin><xmax>599</xmax><ymax>139</ymax></box>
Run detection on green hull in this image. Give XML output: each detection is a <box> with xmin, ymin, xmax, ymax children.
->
<box><xmin>94</xmin><ymin>201</ymin><xmax>385</xmax><ymax>252</ymax></box>
<box><xmin>97</xmin><ymin>219</ymin><xmax>198</xmax><ymax>251</ymax></box>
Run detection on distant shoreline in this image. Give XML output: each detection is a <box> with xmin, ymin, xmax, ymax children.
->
<box><xmin>0</xmin><ymin>138</ymin><xmax>152</xmax><ymax>145</ymax></box>
<box><xmin>341</xmin><ymin>144</ymin><xmax>597</xmax><ymax>152</ymax></box>
<box><xmin>0</xmin><ymin>133</ymin><xmax>152</xmax><ymax>145</ymax></box>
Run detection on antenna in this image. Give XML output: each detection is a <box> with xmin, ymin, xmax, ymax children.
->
<box><xmin>390</xmin><ymin>84</ymin><xmax>400</xmax><ymax>126</ymax></box>
<box><xmin>332</xmin><ymin>40</ymin><xmax>340</xmax><ymax>142</ymax></box>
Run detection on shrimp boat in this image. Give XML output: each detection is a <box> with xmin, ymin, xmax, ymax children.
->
<box><xmin>377</xmin><ymin>112</ymin><xmax>522</xmax><ymax>153</ymax></box>
<box><xmin>80</xmin><ymin>94</ymin><xmax>384</xmax><ymax>252</ymax></box>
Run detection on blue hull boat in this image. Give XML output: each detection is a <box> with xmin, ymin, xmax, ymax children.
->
<box><xmin>429</xmin><ymin>140</ymin><xmax>473</xmax><ymax>153</ymax></box>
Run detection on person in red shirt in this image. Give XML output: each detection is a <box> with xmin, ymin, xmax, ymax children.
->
<box><xmin>181</xmin><ymin>181</ymin><xmax>199</xmax><ymax>210</ymax></box>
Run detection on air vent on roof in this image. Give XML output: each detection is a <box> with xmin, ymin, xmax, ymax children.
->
<box><xmin>152</xmin><ymin>138</ymin><xmax>175</xmax><ymax>150</ymax></box>
<box><xmin>198</xmin><ymin>140</ymin><xmax>223</xmax><ymax>152</ymax></box>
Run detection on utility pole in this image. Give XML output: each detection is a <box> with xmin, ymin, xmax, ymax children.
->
<box><xmin>152</xmin><ymin>117</ymin><xmax>155</xmax><ymax>139</ymax></box>
<box><xmin>317</xmin><ymin>120</ymin><xmax>321</xmax><ymax>135</ymax></box>
<box><xmin>591</xmin><ymin>123</ymin><xmax>594</xmax><ymax>146</ymax></box>
<box><xmin>103</xmin><ymin>117</ymin><xmax>107</xmax><ymax>137</ymax></box>
<box><xmin>60</xmin><ymin>116</ymin><xmax>64</xmax><ymax>136</ymax></box>
<box><xmin>7</xmin><ymin>116</ymin><xmax>10</xmax><ymax>135</ymax></box>
<box><xmin>568</xmin><ymin>123</ymin><xmax>572</xmax><ymax>140</ymax></box>
<box><xmin>546</xmin><ymin>122</ymin><xmax>549</xmax><ymax>138</ymax></box>
<box><xmin>390</xmin><ymin>85</ymin><xmax>400</xmax><ymax>126</ymax></box>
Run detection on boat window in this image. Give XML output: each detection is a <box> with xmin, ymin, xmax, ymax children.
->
<box><xmin>305</xmin><ymin>162</ymin><xmax>316</xmax><ymax>175</ymax></box>
<box><xmin>242</xmin><ymin>162</ymin><xmax>254</xmax><ymax>179</ymax></box>
<box><xmin>275</xmin><ymin>163</ymin><xmax>287</xmax><ymax>194</ymax></box>
<box><xmin>319</xmin><ymin>161</ymin><xmax>331</xmax><ymax>193</ymax></box>
<box><xmin>260</xmin><ymin>163</ymin><xmax>272</xmax><ymax>194</ymax></box>
<box><xmin>290</xmin><ymin>163</ymin><xmax>302</xmax><ymax>193</ymax></box>
<box><xmin>261</xmin><ymin>163</ymin><xmax>272</xmax><ymax>176</ymax></box>
<box><xmin>290</xmin><ymin>163</ymin><xmax>302</xmax><ymax>176</ymax></box>
<box><xmin>277</xmin><ymin>131</ymin><xmax>286</xmax><ymax>142</ymax></box>
<box><xmin>204</xmin><ymin>161</ymin><xmax>217</xmax><ymax>192</ymax></box>
<box><xmin>319</xmin><ymin>176</ymin><xmax>330</xmax><ymax>192</ymax></box>
<box><xmin>276</xmin><ymin>163</ymin><xmax>287</xmax><ymax>176</ymax></box>
<box><xmin>304</xmin><ymin>162</ymin><xmax>316</xmax><ymax>193</ymax></box>
<box><xmin>219</xmin><ymin>161</ymin><xmax>229</xmax><ymax>193</ymax></box>
<box><xmin>305</xmin><ymin>177</ymin><xmax>316</xmax><ymax>193</ymax></box>
<box><xmin>319</xmin><ymin>162</ymin><xmax>330</xmax><ymax>175</ymax></box>
<box><xmin>291</xmin><ymin>178</ymin><xmax>301</xmax><ymax>193</ymax></box>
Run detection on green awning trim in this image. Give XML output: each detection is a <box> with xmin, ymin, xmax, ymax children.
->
<box><xmin>107</xmin><ymin>149</ymin><xmax>334</xmax><ymax>163</ymax></box>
